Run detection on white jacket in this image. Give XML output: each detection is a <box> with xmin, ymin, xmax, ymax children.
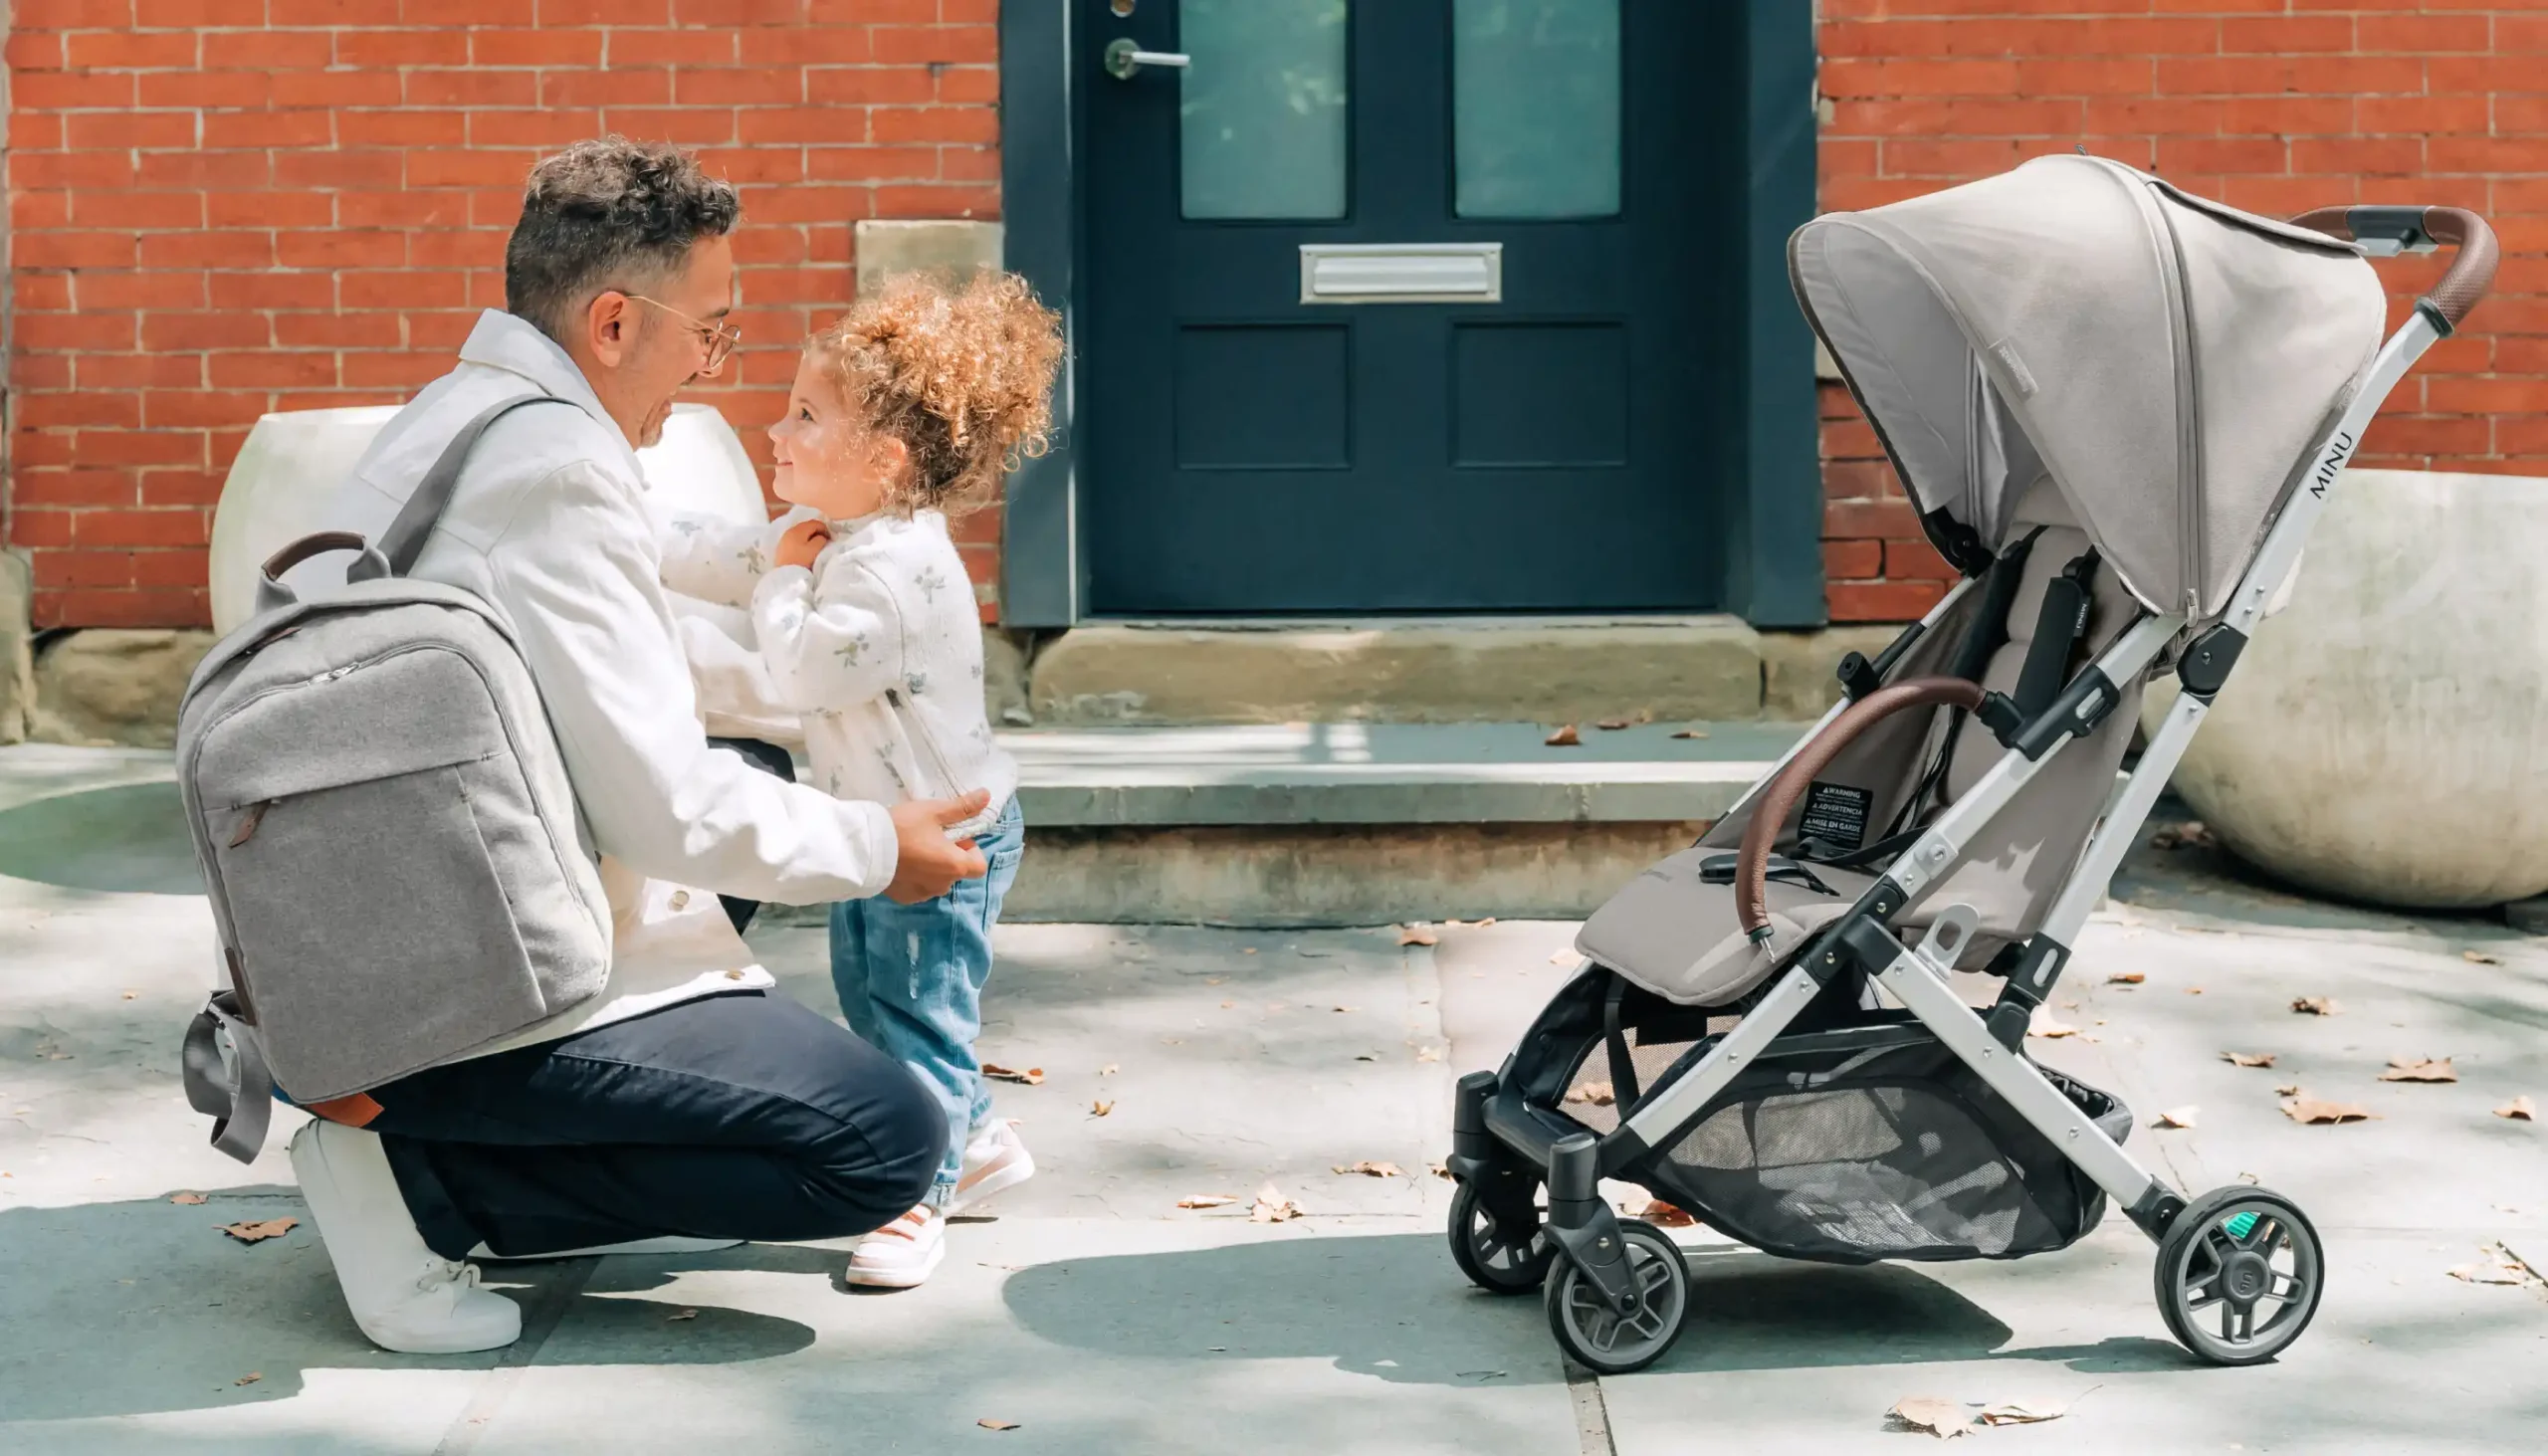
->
<box><xmin>288</xmin><ymin>310</ymin><xmax>902</xmax><ymax>1057</ymax></box>
<box><xmin>662</xmin><ymin>508</ymin><xmax>1018</xmax><ymax>839</ymax></box>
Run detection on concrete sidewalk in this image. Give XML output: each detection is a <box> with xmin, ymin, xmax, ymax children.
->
<box><xmin>3</xmin><ymin>748</ymin><xmax>2545</xmax><ymax>1453</ymax></box>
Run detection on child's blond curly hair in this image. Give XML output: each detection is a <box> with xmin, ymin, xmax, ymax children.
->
<box><xmin>805</xmin><ymin>270</ymin><xmax>1063</xmax><ymax>519</ymax></box>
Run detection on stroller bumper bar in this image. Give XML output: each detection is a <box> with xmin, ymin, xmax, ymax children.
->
<box><xmin>2291</xmin><ymin>204</ymin><xmax>2498</xmax><ymax>336</ymax></box>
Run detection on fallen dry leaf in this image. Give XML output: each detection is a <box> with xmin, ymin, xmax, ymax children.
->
<box><xmin>1249</xmin><ymin>1183</ymin><xmax>1304</xmax><ymax>1223</ymax></box>
<box><xmin>2291</xmin><ymin>997</ymin><xmax>2342</xmax><ymax>1016</ymax></box>
<box><xmin>1099</xmin><ymin>1064</ymin><xmax>1119</xmax><ymax>1076</ymax></box>
<box><xmin>2185</xmin><ymin>987</ymin><xmax>2205</xmax><ymax>995</ymax></box>
<box><xmin>2281</xmin><ymin>1097</ymin><xmax>2377</xmax><ymax>1125</ymax></box>
<box><xmin>120</xmin><ymin>990</ymin><xmax>137</xmax><ymax>1000</ymax></box>
<box><xmin>2380</xmin><ymin>1057</ymin><xmax>2458</xmax><ymax>1084</ymax></box>
<box><xmin>2107</xmin><ymin>971</ymin><xmax>2146</xmax><ymax>985</ymax></box>
<box><xmin>1090</xmin><ymin>1100</ymin><xmax>1114</xmax><ymax>1118</ymax></box>
<box><xmin>2463</xmin><ymin>949</ymin><xmax>2503</xmax><ymax>964</ymax></box>
<box><xmin>1669</xmin><ymin>728</ymin><xmax>1709</xmax><ymax>739</ymax></box>
<box><xmin>667</xmin><ymin>1308</ymin><xmax>699</xmax><ymax>1322</ymax></box>
<box><xmin>2275</xmin><ymin>1083</ymin><xmax>2301</xmax><ymax>1096</ymax></box>
<box><xmin>1977</xmin><ymin>1399</ymin><xmax>2069</xmax><ymax>1427</ymax></box>
<box><xmin>1566</xmin><ymin>1080</ymin><xmax>1616</xmax><ymax>1108</ymax></box>
<box><xmin>981</xmin><ymin>1064</ymin><xmax>1044</xmax><ymax>1086</ymax></box>
<box><xmin>234</xmin><ymin>1372</ymin><xmax>262</xmax><ymax>1386</ymax></box>
<box><xmin>2446</xmin><ymin>1243</ymin><xmax>2540</xmax><ymax>1287</ymax></box>
<box><xmin>1544</xmin><ymin>724</ymin><xmax>1582</xmax><ymax>746</ymax></box>
<box><xmin>2222</xmin><ymin>1052</ymin><xmax>2277</xmax><ymax>1069</ymax></box>
<box><xmin>1176</xmin><ymin>1194</ymin><xmax>1238</xmax><ymax>1210</ymax></box>
<box><xmin>1549</xmin><ymin>947</ymin><xmax>1578</xmax><ymax>966</ymax></box>
<box><xmin>1475</xmin><ymin>917</ymin><xmax>1498</xmax><ymax>927</ymax></box>
<box><xmin>219</xmin><ymin>1218</ymin><xmax>298</xmax><ymax>1244</ymax></box>
<box><xmin>1887</xmin><ymin>1397</ymin><xmax>1970</xmax><ymax>1439</ymax></box>
<box><xmin>1415</xmin><ymin>1046</ymin><xmax>1442</xmax><ymax>1063</ymax></box>
<box><xmin>1595</xmin><ymin>719</ymin><xmax>1634</xmax><ymax>731</ymax></box>
<box><xmin>169</xmin><ymin>1191</ymin><xmax>206</xmax><ymax>1205</ymax></box>
<box><xmin>1428</xmin><ymin>1161</ymin><xmax>1453</xmax><ymax>1180</ymax></box>
<box><xmin>1333</xmin><ymin>1005</ymin><xmax>1358</xmax><ymax>1013</ymax></box>
<box><xmin>2154</xmin><ymin>1106</ymin><xmax>2200</xmax><ymax>1130</ymax></box>
<box><xmin>2495</xmin><ymin>1096</ymin><xmax>2537</xmax><ymax>1122</ymax></box>
<box><xmin>2026</xmin><ymin>1007</ymin><xmax>2079</xmax><ymax>1039</ymax></box>
<box><xmin>2149</xmin><ymin>822</ymin><xmax>2217</xmax><ymax>852</ymax></box>
<box><xmin>1638</xmin><ymin>1198</ymin><xmax>1697</xmax><ymax>1228</ymax></box>
<box><xmin>1333</xmin><ymin>1160</ymin><xmax>1403</xmax><ymax>1178</ymax></box>
<box><xmin>1398</xmin><ymin>924</ymin><xmax>1440</xmax><ymax>946</ymax></box>
<box><xmin>977</xmin><ymin>1418</ymin><xmax>1021</xmax><ymax>1431</ymax></box>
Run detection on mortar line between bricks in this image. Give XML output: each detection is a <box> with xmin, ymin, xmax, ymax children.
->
<box><xmin>429</xmin><ymin>1253</ymin><xmax>601</xmax><ymax>1456</ymax></box>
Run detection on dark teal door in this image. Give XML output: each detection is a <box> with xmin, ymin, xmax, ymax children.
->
<box><xmin>1077</xmin><ymin>0</ymin><xmax>1740</xmax><ymax>615</ymax></box>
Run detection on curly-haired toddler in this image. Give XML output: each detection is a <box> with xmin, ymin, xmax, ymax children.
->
<box><xmin>659</xmin><ymin>270</ymin><xmax>1063</xmax><ymax>1287</ymax></box>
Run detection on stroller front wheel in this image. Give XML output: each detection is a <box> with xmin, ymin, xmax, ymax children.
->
<box><xmin>1448</xmin><ymin>1179</ymin><xmax>1555</xmax><ymax>1294</ymax></box>
<box><xmin>1544</xmin><ymin>1218</ymin><xmax>1690</xmax><ymax>1375</ymax></box>
<box><xmin>2154</xmin><ymin>1187</ymin><xmax>2325</xmax><ymax>1365</ymax></box>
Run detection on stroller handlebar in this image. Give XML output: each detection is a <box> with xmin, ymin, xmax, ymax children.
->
<box><xmin>1736</xmin><ymin>676</ymin><xmax>1988</xmax><ymax>939</ymax></box>
<box><xmin>2290</xmin><ymin>204</ymin><xmax>2499</xmax><ymax>335</ymax></box>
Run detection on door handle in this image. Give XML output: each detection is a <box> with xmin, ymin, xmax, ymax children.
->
<box><xmin>1104</xmin><ymin>38</ymin><xmax>1190</xmax><ymax>80</ymax></box>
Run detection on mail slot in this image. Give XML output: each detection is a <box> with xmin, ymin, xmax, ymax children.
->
<box><xmin>1299</xmin><ymin>243</ymin><xmax>1504</xmax><ymax>305</ymax></box>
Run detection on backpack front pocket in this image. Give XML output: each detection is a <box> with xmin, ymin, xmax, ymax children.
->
<box><xmin>213</xmin><ymin>754</ymin><xmax>547</xmax><ymax>1100</ymax></box>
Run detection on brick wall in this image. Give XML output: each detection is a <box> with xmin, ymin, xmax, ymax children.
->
<box><xmin>1814</xmin><ymin>2</ymin><xmax>2539</xmax><ymax>623</ymax></box>
<box><xmin>3</xmin><ymin>0</ymin><xmax>1000</xmax><ymax>630</ymax></box>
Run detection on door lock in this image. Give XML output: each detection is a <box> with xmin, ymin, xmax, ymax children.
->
<box><xmin>1104</xmin><ymin>37</ymin><xmax>1189</xmax><ymax>81</ymax></box>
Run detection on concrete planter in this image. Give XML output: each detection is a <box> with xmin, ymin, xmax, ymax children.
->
<box><xmin>2145</xmin><ymin>468</ymin><xmax>2548</xmax><ymax>909</ymax></box>
<box><xmin>209</xmin><ymin>402</ymin><xmax>765</xmax><ymax>634</ymax></box>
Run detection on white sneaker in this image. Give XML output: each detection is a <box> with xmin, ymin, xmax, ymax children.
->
<box><xmin>469</xmin><ymin>1236</ymin><xmax>743</xmax><ymax>1261</ymax></box>
<box><xmin>844</xmin><ymin>1205</ymin><xmax>947</xmax><ymax>1289</ymax></box>
<box><xmin>947</xmin><ymin>1118</ymin><xmax>1035</xmax><ymax>1215</ymax></box>
<box><xmin>289</xmin><ymin>1119</ymin><xmax>522</xmax><ymax>1354</ymax></box>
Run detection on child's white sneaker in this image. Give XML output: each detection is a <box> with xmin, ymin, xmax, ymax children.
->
<box><xmin>948</xmin><ymin>1118</ymin><xmax>1034</xmax><ymax>1215</ymax></box>
<box><xmin>845</xmin><ymin>1205</ymin><xmax>947</xmax><ymax>1289</ymax></box>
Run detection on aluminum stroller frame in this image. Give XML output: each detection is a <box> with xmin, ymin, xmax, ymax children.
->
<box><xmin>1442</xmin><ymin>177</ymin><xmax>2499</xmax><ymax>1375</ymax></box>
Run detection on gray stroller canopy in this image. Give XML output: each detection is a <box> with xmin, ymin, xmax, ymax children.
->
<box><xmin>1792</xmin><ymin>154</ymin><xmax>2388</xmax><ymax>618</ymax></box>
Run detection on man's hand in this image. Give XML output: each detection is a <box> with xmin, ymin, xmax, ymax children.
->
<box><xmin>774</xmin><ymin>518</ymin><xmax>831</xmax><ymax>571</ymax></box>
<box><xmin>884</xmin><ymin>790</ymin><xmax>992</xmax><ymax>903</ymax></box>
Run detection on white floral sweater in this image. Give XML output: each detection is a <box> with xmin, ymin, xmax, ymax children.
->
<box><xmin>660</xmin><ymin>506</ymin><xmax>1016</xmax><ymax>841</ymax></box>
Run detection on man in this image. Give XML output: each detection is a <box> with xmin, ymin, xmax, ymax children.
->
<box><xmin>281</xmin><ymin>138</ymin><xmax>989</xmax><ymax>1353</ymax></box>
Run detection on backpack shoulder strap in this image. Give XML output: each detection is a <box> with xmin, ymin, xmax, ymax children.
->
<box><xmin>377</xmin><ymin>392</ymin><xmax>572</xmax><ymax>576</ymax></box>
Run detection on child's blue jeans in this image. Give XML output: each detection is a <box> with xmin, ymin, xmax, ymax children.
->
<box><xmin>828</xmin><ymin>797</ymin><xmax>1023</xmax><ymax>1208</ymax></box>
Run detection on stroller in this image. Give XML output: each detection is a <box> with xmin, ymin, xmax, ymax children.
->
<box><xmin>1443</xmin><ymin>155</ymin><xmax>2497</xmax><ymax>1374</ymax></box>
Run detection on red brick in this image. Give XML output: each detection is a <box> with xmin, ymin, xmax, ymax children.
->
<box><xmin>77</xmin><ymin>429</ymin><xmax>212</xmax><ymax>467</ymax></box>
<box><xmin>406</xmin><ymin>150</ymin><xmax>535</xmax><ymax>188</ymax></box>
<box><xmin>808</xmin><ymin>67</ymin><xmax>938</xmax><ymax>105</ymax></box>
<box><xmin>202</xmin><ymin>31</ymin><xmax>332</xmax><ymax>70</ymax></box>
<box><xmin>1823</xmin><ymin>539</ymin><xmax>1884</xmax><ymax>579</ymax></box>
<box><xmin>136</xmin><ymin>71</ymin><xmax>273</xmax><ymax>108</ymax></box>
<box><xmin>141</xmin><ymin>470</ymin><xmax>234</xmax><ymax>507</ymax></box>
<box><xmin>473</xmin><ymin>29</ymin><xmax>606</xmax><ymax>67</ymax></box>
<box><xmin>65</xmin><ymin>30</ymin><xmax>199</xmax><ymax>69</ymax></box>
<box><xmin>269</xmin><ymin>0</ymin><xmax>402</xmax><ymax>22</ymax></box>
<box><xmin>25</xmin><ymin>312</ymin><xmax>145</xmax><ymax>352</ymax></box>
<box><xmin>141</xmin><ymin>312</ymin><xmax>272</xmax><ymax>350</ymax></box>
<box><xmin>66</xmin><ymin>112</ymin><xmax>198</xmax><ymax>150</ymax></box>
<box><xmin>202</xmin><ymin>109</ymin><xmax>334</xmax><ymax>149</ymax></box>
<box><xmin>2221</xmin><ymin>16</ymin><xmax>2355</xmax><ymax>56</ymax></box>
<box><xmin>76</xmin><ymin>270</ymin><xmax>208</xmax><ymax>310</ymax></box>
<box><xmin>276</xmin><ymin>310</ymin><xmax>405</xmax><ymax>346</ymax></box>
<box><xmin>209</xmin><ymin>351</ymin><xmax>338</xmax><ymax>388</ymax></box>
<box><xmin>536</xmin><ymin>0</ymin><xmax>671</xmax><ymax>22</ymax></box>
<box><xmin>405</xmin><ymin>69</ymin><xmax>540</xmax><ymax>107</ymax></box>
<box><xmin>1883</xmin><ymin>537</ymin><xmax>1957</xmax><ymax>582</ymax></box>
<box><xmin>603</xmin><ymin>106</ymin><xmax>740</xmax><ymax>145</ymax></box>
<box><xmin>871</xmin><ymin>105</ymin><xmax>1001</xmax><ymax>145</ymax></box>
<box><xmin>74</xmin><ymin>509</ymin><xmax>213</xmax><ymax>547</ymax></box>
<box><xmin>139</xmin><ymin>230</ymin><xmax>273</xmax><ymax>269</ymax></box>
<box><xmin>805</xmin><ymin>145</ymin><xmax>940</xmax><ymax>182</ymax></box>
<box><xmin>34</xmin><ymin>549</ymin><xmax>139</xmax><ymax>589</ymax></box>
<box><xmin>132</xmin><ymin>548</ymin><xmax>214</xmax><ymax>588</ymax></box>
<box><xmin>18</xmin><ymin>392</ymin><xmax>143</xmax><ymax>429</ymax></box>
<box><xmin>539</xmin><ymin>69</ymin><xmax>673</xmax><ymax>107</ymax></box>
<box><xmin>134</xmin><ymin>0</ymin><xmax>266</xmax><ymax>21</ymax></box>
<box><xmin>10</xmin><ymin>511</ymin><xmax>77</xmax><ymax>549</ymax></box>
<box><xmin>17</xmin><ymin>232</ymin><xmax>140</xmax><ymax>269</ymax></box>
<box><xmin>614</xmin><ymin>29</ymin><xmax>741</xmax><ymax>67</ymax></box>
<box><xmin>136</xmin><ymin>392</ymin><xmax>266</xmax><ymax>431</ymax></box>
<box><xmin>334</xmin><ymin>28</ymin><xmax>470</xmax><ymax>68</ymax></box>
<box><xmin>209</xmin><ymin>189</ymin><xmax>334</xmax><ymax>228</ymax></box>
<box><xmin>72</xmin><ymin>190</ymin><xmax>207</xmax><ymax>230</ymax></box>
<box><xmin>339</xmin><ymin>108</ymin><xmax>470</xmax><ymax>147</ymax></box>
<box><xmin>15</xmin><ymin>274</ymin><xmax>75</xmax><ymax>312</ymax></box>
<box><xmin>338</xmin><ymin>188</ymin><xmax>471</xmax><ymax>228</ymax></box>
<box><xmin>470</xmin><ymin>108</ymin><xmax>610</xmax><ymax>147</ymax></box>
<box><xmin>14</xmin><ymin>470</ymin><xmax>137</xmax><ymax>509</ymax></box>
<box><xmin>11</xmin><ymin>72</ymin><xmax>136</xmax><ymax>110</ymax></box>
<box><xmin>871</xmin><ymin>25</ymin><xmax>999</xmax><ymax>67</ymax></box>
<box><xmin>1828</xmin><ymin>580</ymin><xmax>1948</xmax><ymax>624</ymax></box>
<box><xmin>675</xmin><ymin>68</ymin><xmax>805</xmax><ymax>106</ymax></box>
<box><xmin>209</xmin><ymin>272</ymin><xmax>335</xmax><ymax>310</ymax></box>
<box><xmin>80</xmin><ymin>351</ymin><xmax>202</xmax><ymax>388</ymax></box>
<box><xmin>6</xmin><ymin>33</ymin><xmax>66</xmax><ymax>71</ymax></box>
<box><xmin>273</xmin><ymin>71</ymin><xmax>392</xmax><ymax>109</ymax></box>
<box><xmin>1824</xmin><ymin>498</ymin><xmax>1921</xmax><ymax>540</ymax></box>
<box><xmin>138</xmin><ymin>150</ymin><xmax>272</xmax><ymax>189</ymax></box>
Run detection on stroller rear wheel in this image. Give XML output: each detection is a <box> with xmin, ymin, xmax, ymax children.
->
<box><xmin>1448</xmin><ymin>1179</ymin><xmax>1555</xmax><ymax>1294</ymax></box>
<box><xmin>1544</xmin><ymin>1218</ymin><xmax>1689</xmax><ymax>1374</ymax></box>
<box><xmin>2154</xmin><ymin>1187</ymin><xmax>2324</xmax><ymax>1365</ymax></box>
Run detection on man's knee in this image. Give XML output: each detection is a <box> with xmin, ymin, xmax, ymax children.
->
<box><xmin>803</xmin><ymin>1037</ymin><xmax>947</xmax><ymax>1230</ymax></box>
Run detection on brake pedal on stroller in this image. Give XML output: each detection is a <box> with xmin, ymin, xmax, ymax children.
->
<box><xmin>1439</xmin><ymin>154</ymin><xmax>2494</xmax><ymax>1376</ymax></box>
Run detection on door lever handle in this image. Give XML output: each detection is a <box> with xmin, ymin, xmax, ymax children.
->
<box><xmin>1105</xmin><ymin>38</ymin><xmax>1190</xmax><ymax>80</ymax></box>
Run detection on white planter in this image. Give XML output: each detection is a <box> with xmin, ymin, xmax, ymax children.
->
<box><xmin>2145</xmin><ymin>468</ymin><xmax>2548</xmax><ymax>909</ymax></box>
<box><xmin>209</xmin><ymin>402</ymin><xmax>766</xmax><ymax>634</ymax></box>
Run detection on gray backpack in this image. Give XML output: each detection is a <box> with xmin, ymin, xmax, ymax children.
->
<box><xmin>179</xmin><ymin>395</ymin><xmax>611</xmax><ymax>1162</ymax></box>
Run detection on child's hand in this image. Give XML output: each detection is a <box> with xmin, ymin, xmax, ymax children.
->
<box><xmin>774</xmin><ymin>518</ymin><xmax>831</xmax><ymax>571</ymax></box>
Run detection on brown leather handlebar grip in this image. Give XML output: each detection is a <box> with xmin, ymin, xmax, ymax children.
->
<box><xmin>1735</xmin><ymin>676</ymin><xmax>1987</xmax><ymax>938</ymax></box>
<box><xmin>2290</xmin><ymin>205</ymin><xmax>2499</xmax><ymax>334</ymax></box>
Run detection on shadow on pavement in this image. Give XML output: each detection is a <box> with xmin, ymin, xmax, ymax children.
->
<box><xmin>0</xmin><ymin>782</ymin><xmax>200</xmax><ymax>897</ymax></box>
<box><xmin>0</xmin><ymin>1195</ymin><xmax>818</xmax><ymax>1421</ymax></box>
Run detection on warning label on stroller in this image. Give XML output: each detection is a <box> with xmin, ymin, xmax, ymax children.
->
<box><xmin>1800</xmin><ymin>782</ymin><xmax>1873</xmax><ymax>853</ymax></box>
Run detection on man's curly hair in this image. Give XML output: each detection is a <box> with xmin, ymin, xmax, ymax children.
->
<box><xmin>505</xmin><ymin>137</ymin><xmax>741</xmax><ymax>343</ymax></box>
<box><xmin>808</xmin><ymin>271</ymin><xmax>1063</xmax><ymax>519</ymax></box>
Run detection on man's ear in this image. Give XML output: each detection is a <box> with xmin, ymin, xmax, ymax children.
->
<box><xmin>584</xmin><ymin>291</ymin><xmax>636</xmax><ymax>368</ymax></box>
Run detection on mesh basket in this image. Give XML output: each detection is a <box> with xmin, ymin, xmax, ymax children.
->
<box><xmin>1632</xmin><ymin>1036</ymin><xmax>2133</xmax><ymax>1265</ymax></box>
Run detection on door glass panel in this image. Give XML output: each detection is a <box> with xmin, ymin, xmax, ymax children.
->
<box><xmin>1179</xmin><ymin>0</ymin><xmax>1350</xmax><ymax>220</ymax></box>
<box><xmin>1453</xmin><ymin>0</ymin><xmax>1621</xmax><ymax>220</ymax></box>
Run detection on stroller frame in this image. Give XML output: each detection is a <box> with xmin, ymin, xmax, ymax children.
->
<box><xmin>1447</xmin><ymin>202</ymin><xmax>2497</xmax><ymax>1374</ymax></box>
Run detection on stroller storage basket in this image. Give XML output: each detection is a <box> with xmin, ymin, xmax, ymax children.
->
<box><xmin>1630</xmin><ymin>1033</ymin><xmax>2134</xmax><ymax>1266</ymax></box>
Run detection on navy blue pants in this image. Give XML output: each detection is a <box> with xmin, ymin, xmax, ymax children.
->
<box><xmin>371</xmin><ymin>991</ymin><xmax>947</xmax><ymax>1259</ymax></box>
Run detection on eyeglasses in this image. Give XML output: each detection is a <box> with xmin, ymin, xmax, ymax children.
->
<box><xmin>624</xmin><ymin>293</ymin><xmax>743</xmax><ymax>375</ymax></box>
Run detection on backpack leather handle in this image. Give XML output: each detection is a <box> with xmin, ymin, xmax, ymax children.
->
<box><xmin>254</xmin><ymin>530</ymin><xmax>392</xmax><ymax>617</ymax></box>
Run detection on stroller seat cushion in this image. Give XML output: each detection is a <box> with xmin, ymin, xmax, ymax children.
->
<box><xmin>1577</xmin><ymin>847</ymin><xmax>1875</xmax><ymax>1006</ymax></box>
